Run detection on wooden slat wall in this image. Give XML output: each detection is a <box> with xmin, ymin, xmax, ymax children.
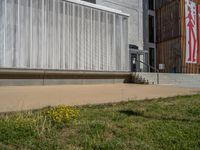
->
<box><xmin>157</xmin><ymin>0</ymin><xmax>180</xmax><ymax>42</ymax></box>
<box><xmin>157</xmin><ymin>38</ymin><xmax>182</xmax><ymax>73</ymax></box>
<box><xmin>156</xmin><ymin>0</ymin><xmax>182</xmax><ymax>73</ymax></box>
<box><xmin>156</xmin><ymin>0</ymin><xmax>175</xmax><ymax>10</ymax></box>
<box><xmin>156</xmin><ymin>0</ymin><xmax>200</xmax><ymax>73</ymax></box>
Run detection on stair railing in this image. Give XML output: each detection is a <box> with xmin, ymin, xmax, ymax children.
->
<box><xmin>133</xmin><ymin>58</ymin><xmax>160</xmax><ymax>84</ymax></box>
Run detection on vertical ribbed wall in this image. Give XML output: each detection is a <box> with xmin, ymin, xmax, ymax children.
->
<box><xmin>0</xmin><ymin>0</ymin><xmax>129</xmax><ymax>72</ymax></box>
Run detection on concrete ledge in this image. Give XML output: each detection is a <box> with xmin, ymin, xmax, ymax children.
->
<box><xmin>136</xmin><ymin>72</ymin><xmax>200</xmax><ymax>88</ymax></box>
<box><xmin>0</xmin><ymin>69</ymin><xmax>132</xmax><ymax>86</ymax></box>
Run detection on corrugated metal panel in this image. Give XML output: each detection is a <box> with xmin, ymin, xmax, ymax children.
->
<box><xmin>0</xmin><ymin>0</ymin><xmax>129</xmax><ymax>72</ymax></box>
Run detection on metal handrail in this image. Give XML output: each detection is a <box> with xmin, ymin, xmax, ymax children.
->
<box><xmin>134</xmin><ymin>58</ymin><xmax>160</xmax><ymax>84</ymax></box>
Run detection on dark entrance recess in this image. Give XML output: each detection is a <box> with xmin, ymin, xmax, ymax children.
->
<box><xmin>130</xmin><ymin>49</ymin><xmax>149</xmax><ymax>72</ymax></box>
<box><xmin>149</xmin><ymin>48</ymin><xmax>155</xmax><ymax>72</ymax></box>
<box><xmin>129</xmin><ymin>44</ymin><xmax>139</xmax><ymax>49</ymax></box>
<box><xmin>148</xmin><ymin>0</ymin><xmax>154</xmax><ymax>10</ymax></box>
<box><xmin>149</xmin><ymin>15</ymin><xmax>155</xmax><ymax>43</ymax></box>
<box><xmin>82</xmin><ymin>0</ymin><xmax>96</xmax><ymax>4</ymax></box>
<box><xmin>131</xmin><ymin>54</ymin><xmax>137</xmax><ymax>72</ymax></box>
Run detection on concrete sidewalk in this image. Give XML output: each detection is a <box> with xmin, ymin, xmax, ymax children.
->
<box><xmin>0</xmin><ymin>84</ymin><xmax>199</xmax><ymax>113</ymax></box>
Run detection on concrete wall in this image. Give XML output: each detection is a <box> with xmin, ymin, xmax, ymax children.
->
<box><xmin>136</xmin><ymin>72</ymin><xmax>200</xmax><ymax>88</ymax></box>
<box><xmin>96</xmin><ymin>0</ymin><xmax>144</xmax><ymax>49</ymax></box>
<box><xmin>0</xmin><ymin>69</ymin><xmax>132</xmax><ymax>86</ymax></box>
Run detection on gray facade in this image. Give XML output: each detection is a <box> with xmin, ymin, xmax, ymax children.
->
<box><xmin>0</xmin><ymin>0</ymin><xmax>158</xmax><ymax>86</ymax></box>
<box><xmin>0</xmin><ymin>0</ymin><xmax>129</xmax><ymax>72</ymax></box>
<box><xmin>96</xmin><ymin>0</ymin><xmax>157</xmax><ymax>72</ymax></box>
<box><xmin>96</xmin><ymin>0</ymin><xmax>144</xmax><ymax>49</ymax></box>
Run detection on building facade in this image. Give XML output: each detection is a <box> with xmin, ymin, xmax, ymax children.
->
<box><xmin>90</xmin><ymin>0</ymin><xmax>200</xmax><ymax>74</ymax></box>
<box><xmin>156</xmin><ymin>0</ymin><xmax>200</xmax><ymax>73</ymax></box>
<box><xmin>2</xmin><ymin>0</ymin><xmax>199</xmax><ymax>86</ymax></box>
<box><xmin>0</xmin><ymin>0</ymin><xmax>129</xmax><ymax>72</ymax></box>
<box><xmin>89</xmin><ymin>0</ymin><xmax>155</xmax><ymax>72</ymax></box>
<box><xmin>95</xmin><ymin>0</ymin><xmax>144</xmax><ymax>50</ymax></box>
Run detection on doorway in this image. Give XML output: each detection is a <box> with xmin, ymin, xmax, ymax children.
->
<box><xmin>131</xmin><ymin>54</ymin><xmax>137</xmax><ymax>72</ymax></box>
<box><xmin>130</xmin><ymin>49</ymin><xmax>149</xmax><ymax>72</ymax></box>
<box><xmin>149</xmin><ymin>48</ymin><xmax>155</xmax><ymax>72</ymax></box>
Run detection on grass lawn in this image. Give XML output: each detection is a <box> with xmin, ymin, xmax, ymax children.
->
<box><xmin>0</xmin><ymin>95</ymin><xmax>200</xmax><ymax>150</ymax></box>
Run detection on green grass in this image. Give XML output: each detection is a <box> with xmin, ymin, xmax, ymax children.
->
<box><xmin>0</xmin><ymin>95</ymin><xmax>200</xmax><ymax>150</ymax></box>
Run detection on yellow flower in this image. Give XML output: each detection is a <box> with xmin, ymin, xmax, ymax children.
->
<box><xmin>45</xmin><ymin>105</ymin><xmax>79</xmax><ymax>124</ymax></box>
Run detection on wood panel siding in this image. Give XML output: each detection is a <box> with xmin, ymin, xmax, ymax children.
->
<box><xmin>156</xmin><ymin>0</ymin><xmax>180</xmax><ymax>42</ymax></box>
<box><xmin>157</xmin><ymin>38</ymin><xmax>181</xmax><ymax>73</ymax></box>
<box><xmin>156</xmin><ymin>0</ymin><xmax>200</xmax><ymax>73</ymax></box>
<box><xmin>156</xmin><ymin>0</ymin><xmax>176</xmax><ymax>11</ymax></box>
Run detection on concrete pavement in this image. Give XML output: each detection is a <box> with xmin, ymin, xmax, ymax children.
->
<box><xmin>0</xmin><ymin>84</ymin><xmax>200</xmax><ymax>113</ymax></box>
